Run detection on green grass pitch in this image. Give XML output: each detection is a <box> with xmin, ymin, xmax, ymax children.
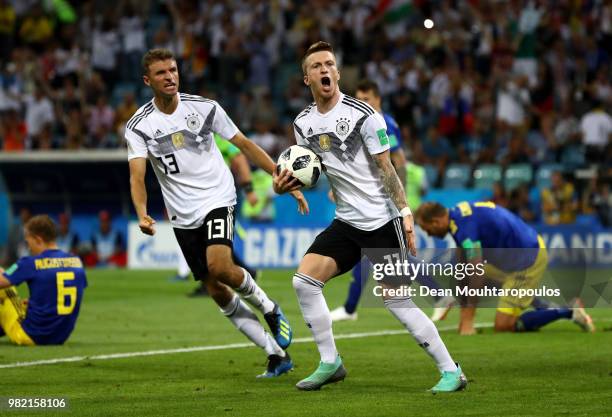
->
<box><xmin>1</xmin><ymin>269</ymin><xmax>611</xmax><ymax>416</ymax></box>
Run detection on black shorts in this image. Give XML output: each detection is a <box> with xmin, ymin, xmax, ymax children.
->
<box><xmin>173</xmin><ymin>206</ymin><xmax>235</xmax><ymax>281</ymax></box>
<box><xmin>306</xmin><ymin>218</ymin><xmax>409</xmax><ymax>276</ymax></box>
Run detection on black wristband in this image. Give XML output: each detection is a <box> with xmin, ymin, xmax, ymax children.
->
<box><xmin>241</xmin><ymin>181</ymin><xmax>254</xmax><ymax>193</ymax></box>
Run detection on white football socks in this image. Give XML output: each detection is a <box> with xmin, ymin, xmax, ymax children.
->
<box><xmin>236</xmin><ymin>268</ymin><xmax>275</xmax><ymax>315</ymax></box>
<box><xmin>177</xmin><ymin>250</ymin><xmax>191</xmax><ymax>278</ymax></box>
<box><xmin>385</xmin><ymin>296</ymin><xmax>457</xmax><ymax>373</ymax></box>
<box><xmin>293</xmin><ymin>273</ymin><xmax>338</xmax><ymax>363</ymax></box>
<box><xmin>221</xmin><ymin>294</ymin><xmax>284</xmax><ymax>357</ymax></box>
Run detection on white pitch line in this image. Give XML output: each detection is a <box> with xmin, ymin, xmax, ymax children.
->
<box><xmin>3</xmin><ymin>317</ymin><xmax>609</xmax><ymax>370</ymax></box>
<box><xmin>0</xmin><ymin>323</ymin><xmax>489</xmax><ymax>369</ymax></box>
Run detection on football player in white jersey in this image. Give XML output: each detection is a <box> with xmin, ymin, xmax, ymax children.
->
<box><xmin>277</xmin><ymin>42</ymin><xmax>466</xmax><ymax>392</ymax></box>
<box><xmin>125</xmin><ymin>49</ymin><xmax>306</xmax><ymax>378</ymax></box>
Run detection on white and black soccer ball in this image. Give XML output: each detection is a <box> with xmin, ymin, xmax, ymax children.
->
<box><xmin>276</xmin><ymin>145</ymin><xmax>322</xmax><ymax>188</ymax></box>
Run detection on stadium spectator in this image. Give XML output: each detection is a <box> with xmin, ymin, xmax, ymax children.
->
<box><xmin>590</xmin><ymin>66</ymin><xmax>611</xmax><ymax>106</ymax></box>
<box><xmin>83</xmin><ymin>72</ymin><xmax>107</xmax><ymax>106</ymax></box>
<box><xmin>1</xmin><ymin>207</ymin><xmax>32</xmax><ymax>267</ymax></box>
<box><xmin>530</xmin><ymin>63</ymin><xmax>555</xmax><ymax>148</ymax></box>
<box><xmin>416</xmin><ymin>126</ymin><xmax>453</xmax><ymax>185</ymax></box>
<box><xmin>55</xmin><ymin>78</ymin><xmax>83</xmax><ymax>115</ymax></box>
<box><xmin>249</xmin><ymin>116</ymin><xmax>281</xmax><ymax>159</ymax></box>
<box><xmin>62</xmin><ymin>108</ymin><xmax>86</xmax><ymax>150</ymax></box>
<box><xmin>0</xmin><ymin>63</ymin><xmax>22</xmax><ymax>113</ymax></box>
<box><xmin>51</xmin><ymin>31</ymin><xmax>82</xmax><ymax>89</ymax></box>
<box><xmin>438</xmin><ymin>75</ymin><xmax>474</xmax><ymax>145</ymax></box>
<box><xmin>500</xmin><ymin>131</ymin><xmax>531</xmax><ymax>167</ymax></box>
<box><xmin>91</xmin><ymin>15</ymin><xmax>121</xmax><ymax>88</ymax></box>
<box><xmin>114</xmin><ymin>91</ymin><xmax>138</xmax><ymax>137</ymax></box>
<box><xmin>18</xmin><ymin>4</ymin><xmax>53</xmax><ymax>53</ymax></box>
<box><xmin>508</xmin><ymin>183</ymin><xmax>537</xmax><ymax>223</ymax></box>
<box><xmin>579</xmin><ymin>98</ymin><xmax>612</xmax><ymax>164</ymax></box>
<box><xmin>24</xmin><ymin>85</ymin><xmax>54</xmax><ymax>149</ymax></box>
<box><xmin>491</xmin><ymin>182</ymin><xmax>509</xmax><ymax>209</ymax></box>
<box><xmin>458</xmin><ymin>118</ymin><xmax>495</xmax><ymax>164</ymax></box>
<box><xmin>496</xmin><ymin>74</ymin><xmax>531</xmax><ymax>131</ymax></box>
<box><xmin>553</xmin><ymin>100</ymin><xmax>581</xmax><ymax>159</ymax></box>
<box><xmin>119</xmin><ymin>2</ymin><xmax>146</xmax><ymax>83</ymax></box>
<box><xmin>87</xmin><ymin>95</ymin><xmax>115</xmax><ymax>148</ymax></box>
<box><xmin>55</xmin><ymin>213</ymin><xmax>79</xmax><ymax>255</ymax></box>
<box><xmin>151</xmin><ymin>24</ymin><xmax>177</xmax><ymax>55</ymax></box>
<box><xmin>582</xmin><ymin>175</ymin><xmax>611</xmax><ymax>227</ymax></box>
<box><xmin>88</xmin><ymin>210</ymin><xmax>126</xmax><ymax>267</ymax></box>
<box><xmin>0</xmin><ymin>109</ymin><xmax>27</xmax><ymax>152</ymax></box>
<box><xmin>0</xmin><ymin>0</ymin><xmax>16</xmax><ymax>63</ymax></box>
<box><xmin>512</xmin><ymin>1</ymin><xmax>541</xmax><ymax>87</ymax></box>
<box><xmin>541</xmin><ymin>171</ymin><xmax>578</xmax><ymax>225</ymax></box>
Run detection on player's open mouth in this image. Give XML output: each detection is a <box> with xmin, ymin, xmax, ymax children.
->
<box><xmin>321</xmin><ymin>77</ymin><xmax>331</xmax><ymax>87</ymax></box>
<box><xmin>164</xmin><ymin>83</ymin><xmax>175</xmax><ymax>88</ymax></box>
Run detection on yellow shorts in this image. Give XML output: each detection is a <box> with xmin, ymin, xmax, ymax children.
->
<box><xmin>486</xmin><ymin>236</ymin><xmax>548</xmax><ymax>317</ymax></box>
<box><xmin>0</xmin><ymin>287</ymin><xmax>35</xmax><ymax>346</ymax></box>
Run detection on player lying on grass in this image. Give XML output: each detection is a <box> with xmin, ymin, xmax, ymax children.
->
<box><xmin>0</xmin><ymin>215</ymin><xmax>87</xmax><ymax>346</ymax></box>
<box><xmin>274</xmin><ymin>41</ymin><xmax>466</xmax><ymax>392</ymax></box>
<box><xmin>416</xmin><ymin>201</ymin><xmax>595</xmax><ymax>335</ymax></box>
<box><xmin>329</xmin><ymin>79</ymin><xmax>455</xmax><ymax>323</ymax></box>
<box><xmin>126</xmin><ymin>48</ymin><xmax>307</xmax><ymax>377</ymax></box>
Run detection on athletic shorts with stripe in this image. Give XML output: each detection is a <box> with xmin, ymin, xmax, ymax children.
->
<box><xmin>306</xmin><ymin>217</ymin><xmax>409</xmax><ymax>277</ymax></box>
<box><xmin>173</xmin><ymin>206</ymin><xmax>236</xmax><ymax>281</ymax></box>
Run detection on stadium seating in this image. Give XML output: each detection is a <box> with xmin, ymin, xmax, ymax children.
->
<box><xmin>111</xmin><ymin>82</ymin><xmax>137</xmax><ymax>107</ymax></box>
<box><xmin>560</xmin><ymin>144</ymin><xmax>586</xmax><ymax>168</ymax></box>
<box><xmin>443</xmin><ymin>164</ymin><xmax>471</xmax><ymax>189</ymax></box>
<box><xmin>504</xmin><ymin>163</ymin><xmax>533</xmax><ymax>191</ymax></box>
<box><xmin>473</xmin><ymin>164</ymin><xmax>502</xmax><ymax>189</ymax></box>
<box><xmin>424</xmin><ymin>164</ymin><xmax>439</xmax><ymax>188</ymax></box>
<box><xmin>424</xmin><ymin>188</ymin><xmax>492</xmax><ymax>208</ymax></box>
<box><xmin>575</xmin><ymin>214</ymin><xmax>602</xmax><ymax>228</ymax></box>
<box><xmin>535</xmin><ymin>163</ymin><xmax>564</xmax><ymax>189</ymax></box>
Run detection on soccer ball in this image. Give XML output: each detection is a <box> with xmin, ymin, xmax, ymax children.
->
<box><xmin>276</xmin><ymin>145</ymin><xmax>322</xmax><ymax>188</ymax></box>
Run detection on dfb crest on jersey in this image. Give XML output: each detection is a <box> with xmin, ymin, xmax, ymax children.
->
<box><xmin>186</xmin><ymin>113</ymin><xmax>201</xmax><ymax>132</ymax></box>
<box><xmin>319</xmin><ymin>134</ymin><xmax>331</xmax><ymax>151</ymax></box>
<box><xmin>172</xmin><ymin>132</ymin><xmax>185</xmax><ymax>149</ymax></box>
<box><xmin>335</xmin><ymin>118</ymin><xmax>350</xmax><ymax>136</ymax></box>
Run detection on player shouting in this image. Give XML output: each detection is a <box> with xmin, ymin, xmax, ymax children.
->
<box><xmin>275</xmin><ymin>42</ymin><xmax>466</xmax><ymax>392</ymax></box>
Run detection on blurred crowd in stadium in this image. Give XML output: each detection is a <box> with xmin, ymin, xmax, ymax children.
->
<box><xmin>0</xmin><ymin>0</ymin><xmax>610</xmax><ymax>227</ymax></box>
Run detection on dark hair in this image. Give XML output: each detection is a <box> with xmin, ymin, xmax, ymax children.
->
<box><xmin>415</xmin><ymin>202</ymin><xmax>447</xmax><ymax>223</ymax></box>
<box><xmin>25</xmin><ymin>215</ymin><xmax>57</xmax><ymax>243</ymax></box>
<box><xmin>356</xmin><ymin>79</ymin><xmax>380</xmax><ymax>97</ymax></box>
<box><xmin>142</xmin><ymin>48</ymin><xmax>175</xmax><ymax>75</ymax></box>
<box><xmin>302</xmin><ymin>41</ymin><xmax>335</xmax><ymax>74</ymax></box>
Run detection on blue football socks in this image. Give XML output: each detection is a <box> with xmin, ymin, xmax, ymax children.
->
<box><xmin>516</xmin><ymin>308</ymin><xmax>572</xmax><ymax>331</ymax></box>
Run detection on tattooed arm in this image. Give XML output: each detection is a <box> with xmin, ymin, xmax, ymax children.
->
<box><xmin>373</xmin><ymin>150</ymin><xmax>407</xmax><ymax>210</ymax></box>
<box><xmin>372</xmin><ymin>150</ymin><xmax>417</xmax><ymax>255</ymax></box>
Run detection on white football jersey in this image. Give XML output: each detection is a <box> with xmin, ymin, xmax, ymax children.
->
<box><xmin>293</xmin><ymin>93</ymin><xmax>399</xmax><ymax>231</ymax></box>
<box><xmin>125</xmin><ymin>93</ymin><xmax>239</xmax><ymax>229</ymax></box>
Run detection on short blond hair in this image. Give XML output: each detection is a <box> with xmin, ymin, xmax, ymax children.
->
<box><xmin>415</xmin><ymin>202</ymin><xmax>447</xmax><ymax>223</ymax></box>
<box><xmin>301</xmin><ymin>41</ymin><xmax>335</xmax><ymax>74</ymax></box>
<box><xmin>25</xmin><ymin>215</ymin><xmax>57</xmax><ymax>243</ymax></box>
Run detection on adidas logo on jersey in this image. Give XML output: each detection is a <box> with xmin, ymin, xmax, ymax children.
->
<box><xmin>307</xmin><ymin>127</ymin><xmax>313</xmax><ymax>135</ymax></box>
<box><xmin>154</xmin><ymin>129</ymin><xmax>164</xmax><ymax>137</ymax></box>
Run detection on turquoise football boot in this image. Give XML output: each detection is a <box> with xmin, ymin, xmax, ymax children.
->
<box><xmin>430</xmin><ymin>363</ymin><xmax>467</xmax><ymax>393</ymax></box>
<box><xmin>296</xmin><ymin>355</ymin><xmax>347</xmax><ymax>391</ymax></box>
